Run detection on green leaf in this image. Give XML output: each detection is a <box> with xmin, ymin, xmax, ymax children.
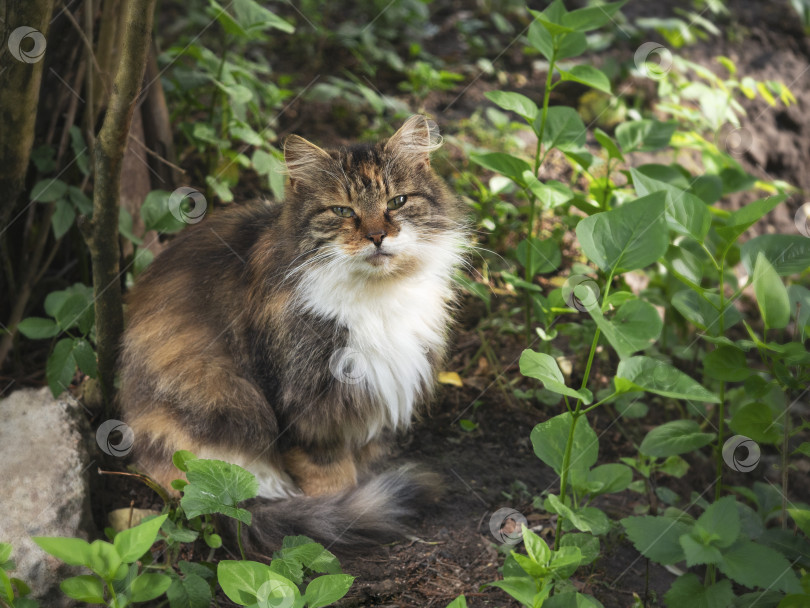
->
<box><xmin>540</xmin><ymin>106</ymin><xmax>587</xmax><ymax>152</ymax></box>
<box><xmin>697</xmin><ymin>496</ymin><xmax>741</xmax><ymax>548</ymax></box>
<box><xmin>583</xmin><ymin>298</ymin><xmax>662</xmax><ymax>359</ymax></box>
<box><xmin>716</xmin><ymin>195</ymin><xmax>786</xmax><ymax>247</ymax></box>
<box><xmin>527</xmin><ymin>20</ymin><xmax>554</xmax><ymax>61</ymax></box>
<box><xmin>217</xmin><ymin>560</ymin><xmax>299</xmax><ymax>606</ymax></box>
<box><xmin>575</xmin><ymin>192</ymin><xmax>668</xmax><ymax>274</ymax></box>
<box><xmin>615</xmin><ymin>357</ymin><xmax>720</xmax><ymax>403</ymax></box>
<box><xmin>516</xmin><ymin>237</ymin><xmax>561</xmax><ymax>275</ymax></box>
<box><xmin>703</xmin><ymin>346</ymin><xmax>748</xmax><ymax>382</ymax></box>
<box><xmin>524</xmin><ymin>175</ymin><xmax>575</xmax><ymax>208</ymax></box>
<box><xmin>128</xmin><ymin>573</ymin><xmax>172</xmax><ymax>602</ymax></box>
<box><xmin>547</xmin><ymin>494</ymin><xmax>610</xmax><ymax>535</ymax></box>
<box><xmin>470</xmin><ymin>152</ymin><xmax>532</xmax><ymax>187</ymax></box>
<box><xmin>522</xmin><ymin>526</ymin><xmax>551</xmax><ymax>565</ymax></box>
<box><xmin>559</xmin><ymin>65</ymin><xmax>612</xmax><ymax>95</ymax></box>
<box><xmin>555</xmin><ymin>31</ymin><xmax>588</xmax><ymax>60</ymax></box>
<box><xmin>630</xmin><ymin>166</ymin><xmax>710</xmax><ymax>242</ymax></box>
<box><xmin>85</xmin><ymin>540</ymin><xmax>122</xmax><ymax>581</ymax></box>
<box><xmin>166</xmin><ymin>572</ymin><xmax>212</xmax><ymax>608</ymax></box>
<box><xmin>114</xmin><ymin>514</ymin><xmax>167</xmax><ymax>562</ymax></box>
<box><xmin>486</xmin><ymin>577</ymin><xmax>543</xmax><ymax>606</ymax></box>
<box><xmin>31</xmin><ymin>179</ymin><xmax>68</xmax><ymax>202</ymax></box>
<box><xmin>531</xmin><ymin>412</ymin><xmax>598</xmax><ymax>477</ymax></box>
<box><xmin>180</xmin><ymin>459</ymin><xmax>259</xmax><ymax>524</ymax></box>
<box><xmin>741</xmin><ymin>235</ymin><xmax>810</xmax><ymax>276</ymax></box>
<box><xmin>32</xmin><ymin>537</ymin><xmax>91</xmax><ymax>567</ymax></box>
<box><xmin>68</xmin><ymin>186</ymin><xmax>92</xmax><ymax>215</ymax></box>
<box><xmin>54</xmin><ymin>292</ymin><xmax>92</xmax><ymax>332</ymax></box>
<box><xmin>594</xmin><ymin>128</ymin><xmax>624</xmax><ymax>162</ymax></box>
<box><xmin>561</xmin><ymin>0</ymin><xmax>627</xmax><ymax>31</ymax></box>
<box><xmin>639</xmin><ymin>420</ymin><xmax>716</xmax><ymax>457</ymax></box>
<box><xmin>585</xmin><ymin>463</ymin><xmax>633</xmax><ymax>496</ymax></box>
<box><xmin>560</xmin><ymin>533</ymin><xmax>600</xmax><ymax>566</ymax></box>
<box><xmin>60</xmin><ymin>575</ymin><xmax>105</xmax><ymax>603</ymax></box>
<box><xmin>620</xmin><ymin>515</ymin><xmax>690</xmax><ymax>564</ymax></box>
<box><xmin>445</xmin><ymin>596</ymin><xmax>469</xmax><ymax>608</ymax></box>
<box><xmin>118</xmin><ymin>207</ymin><xmax>143</xmax><ymax>245</ymax></box>
<box><xmin>278</xmin><ymin>536</ymin><xmax>341</xmax><ymax>574</ymax></box>
<box><xmin>520</xmin><ymin>350</ymin><xmax>593</xmax><ymax>403</ymax></box>
<box><xmin>615</xmin><ymin>119</ymin><xmax>676</xmax><ymax>152</ymax></box>
<box><xmin>664</xmin><ymin>573</ymin><xmax>734</xmax><ymax>608</ymax></box>
<box><xmin>787</xmin><ymin>508</ymin><xmax>810</xmax><ymax>538</ymax></box>
<box><xmin>680</xmin><ymin>534</ymin><xmax>724</xmax><ymax>567</ymax></box>
<box><xmin>718</xmin><ymin>540</ymin><xmax>802</xmax><ymax>593</ymax></box>
<box><xmin>305</xmin><ymin>574</ymin><xmax>355</xmax><ymax>608</ymax></box>
<box><xmin>16</xmin><ymin>317</ymin><xmax>60</xmax><ymax>339</ymax></box>
<box><xmin>232</xmin><ymin>0</ymin><xmax>294</xmax><ymax>34</ymax></box>
<box><xmin>788</xmin><ymin>285</ymin><xmax>810</xmax><ymax>330</ymax></box>
<box><xmin>46</xmin><ymin>338</ymin><xmax>78</xmax><ymax>397</ymax></box>
<box><xmin>753</xmin><ymin>253</ymin><xmax>791</xmax><ymax>330</ymax></box>
<box><xmin>730</xmin><ymin>403</ymin><xmax>782</xmax><ymax>445</ymax></box>
<box><xmin>484</xmin><ymin>91</ymin><xmax>538</xmax><ymax>122</ymax></box>
<box><xmin>51</xmin><ymin>199</ymin><xmax>75</xmax><ymax>239</ymax></box>
<box><xmin>671</xmin><ymin>290</ymin><xmax>742</xmax><ymax>335</ymax></box>
<box><xmin>172</xmin><ymin>450</ymin><xmax>197</xmax><ymax>473</ymax></box>
<box><xmin>141</xmin><ymin>190</ymin><xmax>187</xmax><ymax>234</ymax></box>
<box><xmin>73</xmin><ymin>339</ymin><xmax>97</xmax><ymax>378</ymax></box>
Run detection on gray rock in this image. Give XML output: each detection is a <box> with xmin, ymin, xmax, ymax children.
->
<box><xmin>0</xmin><ymin>388</ymin><xmax>95</xmax><ymax>607</ymax></box>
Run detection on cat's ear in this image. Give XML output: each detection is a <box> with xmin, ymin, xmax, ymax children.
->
<box><xmin>384</xmin><ymin>115</ymin><xmax>442</xmax><ymax>168</ymax></box>
<box><xmin>284</xmin><ymin>134</ymin><xmax>333</xmax><ymax>192</ymax></box>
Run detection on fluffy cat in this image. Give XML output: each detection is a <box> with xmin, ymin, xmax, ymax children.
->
<box><xmin>118</xmin><ymin>115</ymin><xmax>467</xmax><ymax>549</ymax></box>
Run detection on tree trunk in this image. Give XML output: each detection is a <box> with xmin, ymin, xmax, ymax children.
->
<box><xmin>86</xmin><ymin>0</ymin><xmax>156</xmax><ymax>401</ymax></box>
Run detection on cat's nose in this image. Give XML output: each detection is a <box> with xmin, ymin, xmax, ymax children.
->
<box><xmin>366</xmin><ymin>231</ymin><xmax>386</xmax><ymax>248</ymax></box>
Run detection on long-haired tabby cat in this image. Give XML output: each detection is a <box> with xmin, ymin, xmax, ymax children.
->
<box><xmin>119</xmin><ymin>115</ymin><xmax>467</xmax><ymax>550</ymax></box>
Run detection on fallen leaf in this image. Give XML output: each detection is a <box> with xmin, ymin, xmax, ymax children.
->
<box><xmin>438</xmin><ymin>371</ymin><xmax>463</xmax><ymax>387</ymax></box>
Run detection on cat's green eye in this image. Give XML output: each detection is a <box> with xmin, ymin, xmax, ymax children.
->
<box><xmin>387</xmin><ymin>195</ymin><xmax>407</xmax><ymax>210</ymax></box>
<box><xmin>331</xmin><ymin>206</ymin><xmax>355</xmax><ymax>218</ymax></box>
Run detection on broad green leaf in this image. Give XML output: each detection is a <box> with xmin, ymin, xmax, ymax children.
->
<box><xmin>547</xmin><ymin>545</ymin><xmax>583</xmax><ymax>578</ymax></box>
<box><xmin>484</xmin><ymin>91</ymin><xmax>538</xmax><ymax>122</ymax></box>
<box><xmin>68</xmin><ymin>186</ymin><xmax>92</xmax><ymax>215</ymax></box>
<box><xmin>547</xmin><ymin>495</ymin><xmax>609</xmax><ymax>535</ymax></box>
<box><xmin>718</xmin><ymin>540</ymin><xmax>802</xmax><ymax>593</ymax></box>
<box><xmin>46</xmin><ymin>338</ymin><xmax>78</xmax><ymax>397</ymax></box>
<box><xmin>31</xmin><ymin>179</ymin><xmax>68</xmax><ymax>202</ymax></box>
<box><xmin>540</xmin><ymin>106</ymin><xmax>586</xmax><ymax>152</ymax></box>
<box><xmin>561</xmin><ymin>0</ymin><xmax>627</xmax><ymax>31</ymax></box>
<box><xmin>716</xmin><ymin>195</ymin><xmax>786</xmax><ymax>247</ymax></box>
<box><xmin>32</xmin><ymin>536</ymin><xmax>91</xmax><ymax>567</ymax></box>
<box><xmin>166</xmin><ymin>573</ymin><xmax>212</xmax><ymax>608</ymax></box>
<box><xmin>60</xmin><ymin>575</ymin><xmax>105</xmax><ymax>603</ymax></box>
<box><xmin>787</xmin><ymin>508</ymin><xmax>810</xmax><ymax>538</ymax></box>
<box><xmin>232</xmin><ymin>0</ymin><xmax>294</xmax><ymax>34</ymax></box>
<box><xmin>516</xmin><ymin>237</ymin><xmax>561</xmax><ymax>275</ymax></box>
<box><xmin>141</xmin><ymin>190</ymin><xmax>187</xmax><ymax>234</ymax></box>
<box><xmin>470</xmin><ymin>152</ymin><xmax>532</xmax><ymax>187</ymax></box>
<box><xmin>730</xmin><ymin>403</ymin><xmax>782</xmax><ymax>445</ymax></box>
<box><xmin>172</xmin><ymin>450</ymin><xmax>197</xmax><ymax>473</ymax></box>
<box><xmin>753</xmin><ymin>253</ymin><xmax>790</xmax><ymax>330</ymax></box>
<box><xmin>113</xmin><ymin>514</ymin><xmax>167</xmax><ymax>562</ymax></box>
<box><xmin>520</xmin><ymin>350</ymin><xmax>593</xmax><ymax>403</ymax></box>
<box><xmin>639</xmin><ymin>420</ymin><xmax>716</xmax><ymax>458</ymax></box>
<box><xmin>129</xmin><ymin>573</ymin><xmax>172</xmax><ymax>602</ymax></box>
<box><xmin>44</xmin><ymin>283</ymin><xmax>92</xmax><ymax>319</ymax></box>
<box><xmin>445</xmin><ymin>596</ymin><xmax>469</xmax><ymax>608</ymax></box>
<box><xmin>305</xmin><ymin>574</ymin><xmax>355</xmax><ymax>608</ymax></box>
<box><xmin>594</xmin><ymin>128</ymin><xmax>624</xmax><ymax>162</ymax></box>
<box><xmin>544</xmin><ymin>592</ymin><xmax>603</xmax><ymax>608</ymax></box>
<box><xmin>560</xmin><ymin>533</ymin><xmax>600</xmax><ymax>565</ymax></box>
<box><xmin>278</xmin><ymin>536</ymin><xmax>341</xmax><ymax>574</ymax></box>
<box><xmin>527</xmin><ymin>19</ymin><xmax>554</xmax><ymax>61</ymax></box>
<box><xmin>680</xmin><ymin>534</ymin><xmax>723</xmax><ymax>566</ymax></box>
<box><xmin>697</xmin><ymin>496</ymin><xmax>740</xmax><ymax>548</ymax></box>
<box><xmin>583</xmin><ymin>298</ymin><xmax>662</xmax><ymax>359</ymax></box>
<box><xmin>181</xmin><ymin>459</ymin><xmax>258</xmax><ymax>524</ymax></box>
<box><xmin>217</xmin><ymin>560</ymin><xmax>299</xmax><ymax>606</ymax></box>
<box><xmin>485</xmin><ymin>577</ymin><xmax>541</xmax><ymax>606</ymax></box>
<box><xmin>585</xmin><ymin>463</ymin><xmax>633</xmax><ymax>496</ymax></box>
<box><xmin>531</xmin><ymin>412</ymin><xmax>598</xmax><ymax>476</ymax></box>
<box><xmin>524</xmin><ymin>174</ymin><xmax>575</xmax><ymax>208</ymax></box>
<box><xmin>664</xmin><ymin>573</ymin><xmax>734</xmax><ymax>608</ymax></box>
<box><xmin>85</xmin><ymin>540</ymin><xmax>122</xmax><ymax>581</ymax></box>
<box><xmin>741</xmin><ymin>235</ymin><xmax>810</xmax><ymax>276</ymax></box>
<box><xmin>621</xmin><ymin>515</ymin><xmax>690</xmax><ymax>564</ymax></box>
<box><xmin>671</xmin><ymin>290</ymin><xmax>742</xmax><ymax>335</ymax></box>
<box><xmin>665</xmin><ymin>246</ymin><xmax>704</xmax><ymax>287</ymax></box>
<box><xmin>616</xmin><ymin>357</ymin><xmax>719</xmax><ymax>403</ymax></box>
<box><xmin>575</xmin><ymin>192</ymin><xmax>668</xmax><ymax>274</ymax></box>
<box><xmin>555</xmin><ymin>31</ymin><xmax>588</xmax><ymax>59</ymax></box>
<box><xmin>16</xmin><ymin>317</ymin><xmax>60</xmax><ymax>339</ymax></box>
<box><xmin>559</xmin><ymin>65</ymin><xmax>612</xmax><ymax>95</ymax></box>
<box><xmin>615</xmin><ymin>119</ymin><xmax>676</xmax><ymax>152</ymax></box>
<box><xmin>52</xmin><ymin>199</ymin><xmax>75</xmax><ymax>239</ymax></box>
<box><xmin>72</xmin><ymin>339</ymin><xmax>97</xmax><ymax>378</ymax></box>
<box><xmin>703</xmin><ymin>345</ymin><xmax>748</xmax><ymax>382</ymax></box>
<box><xmin>630</xmin><ymin>166</ymin><xmax>710</xmax><ymax>241</ymax></box>
<box><xmin>520</xmin><ymin>526</ymin><xmax>550</xmax><ymax>566</ymax></box>
<box><xmin>788</xmin><ymin>285</ymin><xmax>810</xmax><ymax>330</ymax></box>
<box><xmin>54</xmin><ymin>292</ymin><xmax>92</xmax><ymax>332</ymax></box>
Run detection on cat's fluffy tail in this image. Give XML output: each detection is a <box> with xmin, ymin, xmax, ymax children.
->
<box><xmin>221</xmin><ymin>465</ymin><xmax>441</xmax><ymax>555</ymax></box>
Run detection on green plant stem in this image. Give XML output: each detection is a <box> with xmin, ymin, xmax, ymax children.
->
<box><xmin>237</xmin><ymin>519</ymin><xmax>246</xmax><ymax>561</ymax></box>
<box><xmin>782</xmin><ymin>412</ymin><xmax>790</xmax><ymax>529</ymax></box>
<box><xmin>581</xmin><ymin>391</ymin><xmax>619</xmax><ymax>415</ymax></box>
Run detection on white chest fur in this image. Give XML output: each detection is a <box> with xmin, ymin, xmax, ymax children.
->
<box><xmin>294</xmin><ymin>230</ymin><xmax>461</xmax><ymax>439</ymax></box>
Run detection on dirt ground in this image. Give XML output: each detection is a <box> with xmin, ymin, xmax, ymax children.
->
<box><xmin>43</xmin><ymin>0</ymin><xmax>810</xmax><ymax>606</ymax></box>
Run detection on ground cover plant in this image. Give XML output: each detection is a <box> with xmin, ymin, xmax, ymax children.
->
<box><xmin>1</xmin><ymin>0</ymin><xmax>810</xmax><ymax>606</ymax></box>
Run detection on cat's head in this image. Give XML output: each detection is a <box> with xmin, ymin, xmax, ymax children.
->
<box><xmin>281</xmin><ymin>115</ymin><xmax>466</xmax><ymax>280</ymax></box>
